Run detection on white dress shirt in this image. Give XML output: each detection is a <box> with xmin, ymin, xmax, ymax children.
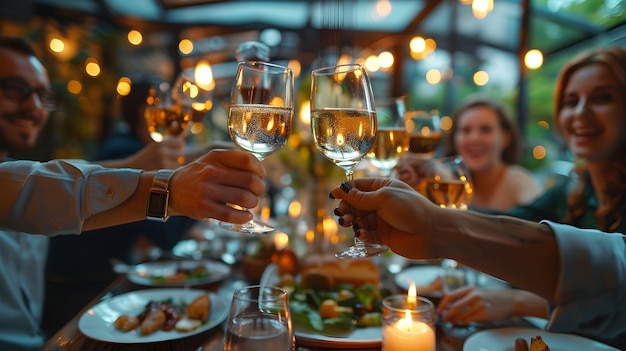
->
<box><xmin>0</xmin><ymin>159</ymin><xmax>141</xmax><ymax>351</ymax></box>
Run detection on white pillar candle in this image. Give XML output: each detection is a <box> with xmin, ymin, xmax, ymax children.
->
<box><xmin>383</xmin><ymin>310</ymin><xmax>436</xmax><ymax>351</ymax></box>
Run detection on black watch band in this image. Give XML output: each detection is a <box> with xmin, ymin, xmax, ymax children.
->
<box><xmin>146</xmin><ymin>169</ymin><xmax>175</xmax><ymax>222</ymax></box>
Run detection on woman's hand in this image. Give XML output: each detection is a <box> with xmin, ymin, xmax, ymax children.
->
<box><xmin>168</xmin><ymin>149</ymin><xmax>266</xmax><ymax>224</ymax></box>
<box><xmin>438</xmin><ymin>286</ymin><xmax>549</xmax><ymax>324</ymax></box>
<box><xmin>394</xmin><ymin>153</ymin><xmax>429</xmax><ymax>186</ymax></box>
<box><xmin>329</xmin><ymin>178</ymin><xmax>441</xmax><ymax>260</ymax></box>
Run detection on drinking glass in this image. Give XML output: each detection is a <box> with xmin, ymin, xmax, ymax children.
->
<box><xmin>405</xmin><ymin>109</ymin><xmax>442</xmax><ymax>158</ymax></box>
<box><xmin>144</xmin><ymin>83</ymin><xmax>191</xmax><ymax>142</ymax></box>
<box><xmin>310</xmin><ymin>63</ymin><xmax>388</xmax><ymax>259</ymax></box>
<box><xmin>219</xmin><ymin>61</ymin><xmax>294</xmax><ymax>234</ymax></box>
<box><xmin>440</xmin><ymin>258</ymin><xmax>478</xmax><ymax>339</ymax></box>
<box><xmin>172</xmin><ymin>65</ymin><xmax>215</xmax><ymax>137</ymax></box>
<box><xmin>224</xmin><ymin>285</ymin><xmax>294</xmax><ymax>351</ymax></box>
<box><xmin>424</xmin><ymin>156</ymin><xmax>473</xmax><ymax>210</ymax></box>
<box><xmin>365</xmin><ymin>96</ymin><xmax>409</xmax><ymax>177</ymax></box>
<box><xmin>424</xmin><ymin>156</ymin><xmax>475</xmax><ymax>339</ymax></box>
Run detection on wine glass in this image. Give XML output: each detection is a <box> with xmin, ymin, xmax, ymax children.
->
<box><xmin>224</xmin><ymin>285</ymin><xmax>294</xmax><ymax>351</ymax></box>
<box><xmin>310</xmin><ymin>63</ymin><xmax>388</xmax><ymax>259</ymax></box>
<box><xmin>365</xmin><ymin>96</ymin><xmax>409</xmax><ymax>177</ymax></box>
<box><xmin>405</xmin><ymin>109</ymin><xmax>442</xmax><ymax>158</ymax></box>
<box><xmin>424</xmin><ymin>156</ymin><xmax>476</xmax><ymax>338</ymax></box>
<box><xmin>424</xmin><ymin>156</ymin><xmax>473</xmax><ymax>210</ymax></box>
<box><xmin>219</xmin><ymin>61</ymin><xmax>294</xmax><ymax>234</ymax></box>
<box><xmin>144</xmin><ymin>83</ymin><xmax>192</xmax><ymax>142</ymax></box>
<box><xmin>172</xmin><ymin>65</ymin><xmax>215</xmax><ymax>142</ymax></box>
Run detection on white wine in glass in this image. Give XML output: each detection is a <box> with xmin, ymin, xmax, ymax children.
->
<box><xmin>310</xmin><ymin>63</ymin><xmax>388</xmax><ymax>259</ymax></box>
<box><xmin>220</xmin><ymin>61</ymin><xmax>294</xmax><ymax>234</ymax></box>
<box><xmin>366</xmin><ymin>96</ymin><xmax>409</xmax><ymax>176</ymax></box>
<box><xmin>425</xmin><ymin>156</ymin><xmax>474</xmax><ymax>210</ymax></box>
<box><xmin>405</xmin><ymin>110</ymin><xmax>442</xmax><ymax>158</ymax></box>
<box><xmin>144</xmin><ymin>84</ymin><xmax>191</xmax><ymax>142</ymax></box>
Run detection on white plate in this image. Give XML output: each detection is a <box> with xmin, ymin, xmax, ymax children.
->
<box><xmin>296</xmin><ymin>327</ymin><xmax>381</xmax><ymax>349</ymax></box>
<box><xmin>78</xmin><ymin>288</ymin><xmax>228</xmax><ymax>343</ymax></box>
<box><xmin>463</xmin><ymin>327</ymin><xmax>619</xmax><ymax>351</ymax></box>
<box><xmin>395</xmin><ymin>265</ymin><xmax>508</xmax><ymax>297</ymax></box>
<box><xmin>127</xmin><ymin>260</ymin><xmax>231</xmax><ymax>287</ymax></box>
<box><xmin>260</xmin><ymin>264</ymin><xmax>381</xmax><ymax>348</ymax></box>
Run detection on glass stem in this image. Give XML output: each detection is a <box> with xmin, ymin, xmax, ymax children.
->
<box><xmin>345</xmin><ymin>170</ymin><xmax>365</xmax><ymax>250</ymax></box>
<box><xmin>345</xmin><ymin>170</ymin><xmax>354</xmax><ymax>181</ymax></box>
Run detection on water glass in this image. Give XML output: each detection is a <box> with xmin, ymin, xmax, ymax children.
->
<box><xmin>224</xmin><ymin>285</ymin><xmax>294</xmax><ymax>351</ymax></box>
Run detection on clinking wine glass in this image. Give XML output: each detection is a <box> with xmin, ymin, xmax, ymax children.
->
<box><xmin>172</xmin><ymin>64</ymin><xmax>215</xmax><ymax>144</ymax></box>
<box><xmin>365</xmin><ymin>96</ymin><xmax>409</xmax><ymax>177</ymax></box>
<box><xmin>405</xmin><ymin>109</ymin><xmax>442</xmax><ymax>158</ymax></box>
<box><xmin>424</xmin><ymin>156</ymin><xmax>473</xmax><ymax>210</ymax></box>
<box><xmin>219</xmin><ymin>61</ymin><xmax>294</xmax><ymax>234</ymax></box>
<box><xmin>424</xmin><ymin>156</ymin><xmax>476</xmax><ymax>339</ymax></box>
<box><xmin>144</xmin><ymin>83</ymin><xmax>192</xmax><ymax>142</ymax></box>
<box><xmin>310</xmin><ymin>63</ymin><xmax>388</xmax><ymax>259</ymax></box>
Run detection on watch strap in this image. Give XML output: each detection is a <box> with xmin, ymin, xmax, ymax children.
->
<box><xmin>146</xmin><ymin>169</ymin><xmax>175</xmax><ymax>221</ymax></box>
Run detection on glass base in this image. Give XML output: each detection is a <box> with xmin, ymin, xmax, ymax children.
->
<box><xmin>219</xmin><ymin>220</ymin><xmax>275</xmax><ymax>234</ymax></box>
<box><xmin>335</xmin><ymin>243</ymin><xmax>388</xmax><ymax>259</ymax></box>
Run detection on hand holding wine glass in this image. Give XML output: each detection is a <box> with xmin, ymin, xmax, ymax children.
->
<box><xmin>310</xmin><ymin>63</ymin><xmax>388</xmax><ymax>259</ymax></box>
<box><xmin>219</xmin><ymin>61</ymin><xmax>294</xmax><ymax>234</ymax></box>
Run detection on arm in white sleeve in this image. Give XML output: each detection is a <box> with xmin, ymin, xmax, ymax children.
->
<box><xmin>0</xmin><ymin>159</ymin><xmax>142</xmax><ymax>235</ymax></box>
<box><xmin>542</xmin><ymin>220</ymin><xmax>626</xmax><ymax>338</ymax></box>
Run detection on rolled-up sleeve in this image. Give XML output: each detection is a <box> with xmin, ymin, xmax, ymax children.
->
<box><xmin>0</xmin><ymin>159</ymin><xmax>142</xmax><ymax>235</ymax></box>
<box><xmin>542</xmin><ymin>220</ymin><xmax>626</xmax><ymax>338</ymax></box>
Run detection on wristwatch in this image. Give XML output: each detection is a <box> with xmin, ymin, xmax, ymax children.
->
<box><xmin>146</xmin><ymin>169</ymin><xmax>175</xmax><ymax>222</ymax></box>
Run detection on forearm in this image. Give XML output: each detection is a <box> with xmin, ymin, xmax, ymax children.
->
<box><xmin>432</xmin><ymin>209</ymin><xmax>560</xmax><ymax>300</ymax></box>
<box><xmin>82</xmin><ymin>171</ymin><xmax>153</xmax><ymax>231</ymax></box>
<box><xmin>511</xmin><ymin>290</ymin><xmax>549</xmax><ymax>319</ymax></box>
<box><xmin>1</xmin><ymin>160</ymin><xmax>143</xmax><ymax>235</ymax></box>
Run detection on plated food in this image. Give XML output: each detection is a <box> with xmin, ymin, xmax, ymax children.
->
<box><xmin>269</xmin><ymin>254</ymin><xmax>388</xmax><ymax>347</ymax></box>
<box><xmin>126</xmin><ymin>259</ymin><xmax>231</xmax><ymax>287</ymax></box>
<box><xmin>113</xmin><ymin>293</ymin><xmax>210</xmax><ymax>335</ymax></box>
<box><xmin>463</xmin><ymin>327</ymin><xmax>619</xmax><ymax>351</ymax></box>
<box><xmin>78</xmin><ymin>289</ymin><xmax>228</xmax><ymax>343</ymax></box>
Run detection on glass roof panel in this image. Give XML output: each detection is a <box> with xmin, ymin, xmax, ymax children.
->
<box><xmin>310</xmin><ymin>0</ymin><xmax>425</xmax><ymax>32</ymax></box>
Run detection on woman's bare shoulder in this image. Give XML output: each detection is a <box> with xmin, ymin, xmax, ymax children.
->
<box><xmin>504</xmin><ymin>165</ymin><xmax>542</xmax><ymax>199</ymax></box>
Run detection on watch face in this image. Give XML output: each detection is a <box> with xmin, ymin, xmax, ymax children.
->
<box><xmin>147</xmin><ymin>190</ymin><xmax>169</xmax><ymax>218</ymax></box>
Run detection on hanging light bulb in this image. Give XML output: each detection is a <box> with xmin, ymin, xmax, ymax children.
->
<box><xmin>471</xmin><ymin>0</ymin><xmax>494</xmax><ymax>19</ymax></box>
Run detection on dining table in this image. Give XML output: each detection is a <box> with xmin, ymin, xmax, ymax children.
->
<box><xmin>39</xmin><ymin>256</ymin><xmax>539</xmax><ymax>351</ymax></box>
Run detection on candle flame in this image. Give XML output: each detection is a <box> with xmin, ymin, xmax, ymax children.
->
<box><xmin>408</xmin><ymin>281</ymin><xmax>417</xmax><ymax>307</ymax></box>
<box><xmin>403</xmin><ymin>309</ymin><xmax>413</xmax><ymax>331</ymax></box>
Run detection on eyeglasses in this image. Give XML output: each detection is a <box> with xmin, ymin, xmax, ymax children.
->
<box><xmin>0</xmin><ymin>78</ymin><xmax>57</xmax><ymax>111</ymax></box>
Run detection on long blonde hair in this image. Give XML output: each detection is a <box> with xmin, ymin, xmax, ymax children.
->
<box><xmin>554</xmin><ymin>46</ymin><xmax>626</xmax><ymax>230</ymax></box>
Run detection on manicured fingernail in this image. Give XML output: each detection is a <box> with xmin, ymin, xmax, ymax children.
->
<box><xmin>340</xmin><ymin>182</ymin><xmax>353</xmax><ymax>193</ymax></box>
<box><xmin>333</xmin><ymin>208</ymin><xmax>341</xmax><ymax>216</ymax></box>
<box><xmin>338</xmin><ymin>218</ymin><xmax>344</xmax><ymax>226</ymax></box>
<box><xmin>329</xmin><ymin>192</ymin><xmax>335</xmax><ymax>199</ymax></box>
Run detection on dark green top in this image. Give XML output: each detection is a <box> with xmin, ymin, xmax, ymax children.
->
<box><xmin>476</xmin><ymin>172</ymin><xmax>626</xmax><ymax>233</ymax></box>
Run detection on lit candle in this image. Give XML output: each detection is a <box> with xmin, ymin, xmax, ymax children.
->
<box><xmin>383</xmin><ymin>310</ymin><xmax>436</xmax><ymax>351</ymax></box>
<box><xmin>407</xmin><ymin>281</ymin><xmax>417</xmax><ymax>308</ymax></box>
